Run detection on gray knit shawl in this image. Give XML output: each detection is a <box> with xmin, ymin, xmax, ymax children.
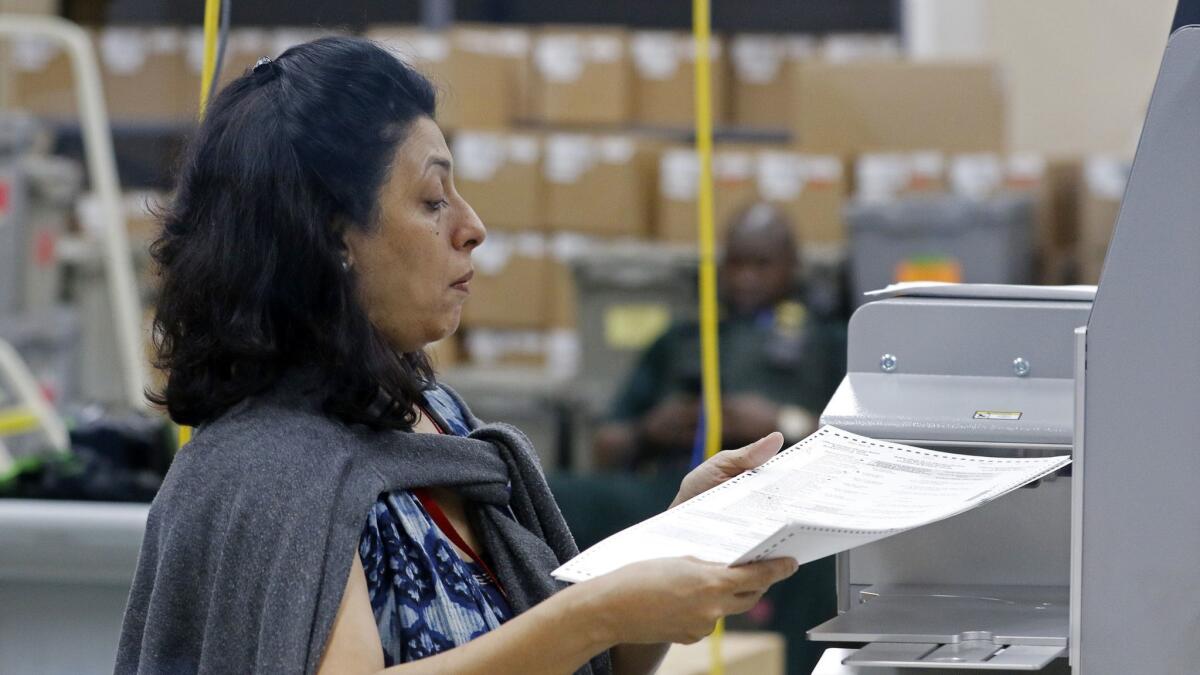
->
<box><xmin>115</xmin><ymin>377</ymin><xmax>611</xmax><ymax>674</ymax></box>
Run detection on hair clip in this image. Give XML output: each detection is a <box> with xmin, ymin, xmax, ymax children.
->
<box><xmin>252</xmin><ymin>56</ymin><xmax>278</xmax><ymax>79</ymax></box>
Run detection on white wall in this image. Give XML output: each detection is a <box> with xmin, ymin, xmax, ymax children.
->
<box><xmin>905</xmin><ymin>0</ymin><xmax>1178</xmax><ymax>156</ymax></box>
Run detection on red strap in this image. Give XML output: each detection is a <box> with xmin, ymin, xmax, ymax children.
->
<box><xmin>412</xmin><ymin>488</ymin><xmax>507</xmax><ymax>598</ymax></box>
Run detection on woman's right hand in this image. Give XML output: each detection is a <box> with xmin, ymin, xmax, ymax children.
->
<box><xmin>583</xmin><ymin>556</ymin><xmax>799</xmax><ymax>646</ymax></box>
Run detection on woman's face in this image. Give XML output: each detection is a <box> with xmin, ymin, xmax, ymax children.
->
<box><xmin>343</xmin><ymin>117</ymin><xmax>486</xmax><ymax>353</ymax></box>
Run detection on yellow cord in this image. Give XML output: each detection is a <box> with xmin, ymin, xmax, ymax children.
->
<box><xmin>178</xmin><ymin>0</ymin><xmax>221</xmax><ymax>447</ymax></box>
<box><xmin>0</xmin><ymin>407</ymin><xmax>40</xmax><ymax>437</ymax></box>
<box><xmin>691</xmin><ymin>1</ymin><xmax>725</xmax><ymax>673</ymax></box>
<box><xmin>198</xmin><ymin>0</ymin><xmax>220</xmax><ymax>118</ymax></box>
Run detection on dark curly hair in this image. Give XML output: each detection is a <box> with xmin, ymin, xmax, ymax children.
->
<box><xmin>149</xmin><ymin>36</ymin><xmax>439</xmax><ymax>430</ymax></box>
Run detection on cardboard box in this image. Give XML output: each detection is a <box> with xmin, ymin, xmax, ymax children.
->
<box><xmin>531</xmin><ymin>27</ymin><xmax>631</xmax><ymax>126</ymax></box>
<box><xmin>366</xmin><ymin>25</ymin><xmax>452</xmax><ymax>95</ymax></box>
<box><xmin>729</xmin><ymin>34</ymin><xmax>815</xmax><ymax>130</ymax></box>
<box><xmin>659</xmin><ymin>632</ymin><xmax>784</xmax><ymax>675</ymax></box>
<box><xmin>425</xmin><ymin>334</ymin><xmax>462</xmax><ymax>369</ymax></box>
<box><xmin>1078</xmin><ymin>157</ymin><xmax>1129</xmax><ymax>284</ymax></box>
<box><xmin>544</xmin><ymin>133</ymin><xmax>654</xmax><ymax>237</ymax></box>
<box><xmin>656</xmin><ymin>145</ymin><xmax>758</xmax><ymax>243</ymax></box>
<box><xmin>98</xmin><ymin>27</ymin><xmax>190</xmax><ymax>121</ymax></box>
<box><xmin>452</xmin><ymin>131</ymin><xmax>542</xmax><ymax>230</ymax></box>
<box><xmin>546</xmin><ymin>232</ymin><xmax>602</xmax><ymax>330</ymax></box>
<box><xmin>794</xmin><ymin>61</ymin><xmax>1005</xmax><ymax>154</ymax></box>
<box><xmin>855</xmin><ymin>152</ymin><xmax>948</xmax><ymax>201</ymax></box>
<box><xmin>463</xmin><ymin>328</ymin><xmax>548</xmax><ymax>368</ymax></box>
<box><xmin>819</xmin><ymin>33</ymin><xmax>902</xmax><ymax>63</ymax></box>
<box><xmin>8</xmin><ymin>34</ymin><xmax>77</xmax><ymax>118</ymax></box>
<box><xmin>630</xmin><ymin>31</ymin><xmax>725</xmax><ymax>128</ymax></box>
<box><xmin>461</xmin><ymin>230</ymin><xmax>549</xmax><ymax>330</ymax></box>
<box><xmin>756</xmin><ymin>151</ymin><xmax>847</xmax><ymax>245</ymax></box>
<box><xmin>443</xmin><ymin>25</ymin><xmax>531</xmax><ymax>130</ymax></box>
<box><xmin>183</xmin><ymin>28</ymin><xmax>270</xmax><ymax>115</ymax></box>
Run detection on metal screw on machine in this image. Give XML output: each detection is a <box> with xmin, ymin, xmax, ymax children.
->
<box><xmin>880</xmin><ymin>353</ymin><xmax>897</xmax><ymax>373</ymax></box>
<box><xmin>1013</xmin><ymin>357</ymin><xmax>1031</xmax><ymax>377</ymax></box>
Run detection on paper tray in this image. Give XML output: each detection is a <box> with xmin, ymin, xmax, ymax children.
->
<box><xmin>810</xmin><ymin>583</ymin><xmax>1068</xmax><ymax>646</ymax></box>
<box><xmin>809</xmin><ymin>584</ymin><xmax>1068</xmax><ymax>670</ymax></box>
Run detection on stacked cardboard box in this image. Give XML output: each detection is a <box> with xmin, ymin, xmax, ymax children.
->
<box><xmin>794</xmin><ymin>61</ymin><xmax>1005</xmax><ymax>155</ymax></box>
<box><xmin>446</xmin><ymin>25</ymin><xmax>532</xmax><ymax>129</ymax></box>
<box><xmin>452</xmin><ymin>131</ymin><xmax>542</xmax><ymax>231</ymax></box>
<box><xmin>630</xmin><ymin>31</ymin><xmax>725</xmax><ymax>128</ymax></box>
<box><xmin>657</xmin><ymin>145</ymin><xmax>847</xmax><ymax>246</ymax></box>
<box><xmin>531</xmin><ymin>27</ymin><xmax>631</xmax><ymax>126</ymax></box>
<box><xmin>728</xmin><ymin>34</ymin><xmax>815</xmax><ymax>130</ymax></box>
<box><xmin>460</xmin><ymin>230</ymin><xmax>550</xmax><ymax>330</ymax></box>
<box><xmin>543</xmin><ymin>132</ymin><xmax>657</xmax><ymax>238</ymax></box>
<box><xmin>7</xmin><ymin>34</ymin><xmax>77</xmax><ymax>118</ymax></box>
<box><xmin>1078</xmin><ymin>157</ymin><xmax>1129</xmax><ymax>284</ymax></box>
<box><xmin>97</xmin><ymin>27</ymin><xmax>190</xmax><ymax>121</ymax></box>
<box><xmin>366</xmin><ymin>26</ymin><xmax>452</xmax><ymax>96</ymax></box>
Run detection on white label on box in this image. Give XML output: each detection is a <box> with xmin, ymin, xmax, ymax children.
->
<box><xmin>732</xmin><ymin>36</ymin><xmax>782</xmax><ymax>83</ymax></box>
<box><xmin>12</xmin><ymin>36</ymin><xmax>58</xmax><ymax>71</ymax></box>
<box><xmin>757</xmin><ymin>152</ymin><xmax>805</xmax><ymax>201</ymax></box>
<box><xmin>714</xmin><ymin>152</ymin><xmax>754</xmax><ymax>181</ymax></box>
<box><xmin>473</xmin><ymin>231</ymin><xmax>514</xmax><ymax>274</ymax></box>
<box><xmin>821</xmin><ymin>33</ymin><xmax>901</xmax><ymax>63</ymax></box>
<box><xmin>148</xmin><ymin>28</ymin><xmax>181</xmax><ymax>53</ymax></box>
<box><xmin>597</xmin><ymin>136</ymin><xmax>635</xmax><ymax>164</ymax></box>
<box><xmin>1006</xmin><ymin>153</ymin><xmax>1047</xmax><ymax>182</ymax></box>
<box><xmin>586</xmin><ymin>35</ymin><xmax>623</xmax><ymax>63</ymax></box>
<box><xmin>411</xmin><ymin>34</ymin><xmax>450</xmax><ymax>62</ymax></box>
<box><xmin>453</xmin><ymin>132</ymin><xmax>505</xmax><ymax>182</ymax></box>
<box><xmin>911</xmin><ymin>151</ymin><xmax>945</xmax><ymax>179</ymax></box>
<box><xmin>632</xmin><ymin>32</ymin><xmax>678</xmax><ymax>80</ymax></box>
<box><xmin>101</xmin><ymin>30</ymin><xmax>148</xmax><ymax>75</ymax></box>
<box><xmin>507</xmin><ymin>136</ymin><xmax>539</xmax><ymax>164</ymax></box>
<box><xmin>272</xmin><ymin>29</ymin><xmax>326</xmax><ymax>58</ymax></box>
<box><xmin>514</xmin><ymin>232</ymin><xmax>547</xmax><ymax>257</ymax></box>
<box><xmin>856</xmin><ymin>154</ymin><xmax>908</xmax><ymax>203</ymax></box>
<box><xmin>1085</xmin><ymin>157</ymin><xmax>1129</xmax><ymax>199</ymax></box>
<box><xmin>783</xmin><ymin>35</ymin><xmax>818</xmax><ymax>61</ymax></box>
<box><xmin>550</xmin><ymin>232</ymin><xmax>592</xmax><ymax>262</ymax></box>
<box><xmin>546</xmin><ymin>329</ymin><xmax>581</xmax><ymax>378</ymax></box>
<box><xmin>661</xmin><ymin>150</ymin><xmax>699</xmax><ymax>200</ymax></box>
<box><xmin>492</xmin><ymin>30</ymin><xmax>531</xmax><ymax>56</ymax></box>
<box><xmin>805</xmin><ymin>156</ymin><xmax>843</xmax><ymax>183</ymax></box>
<box><xmin>535</xmin><ymin>35</ymin><xmax>584</xmax><ymax>82</ymax></box>
<box><xmin>950</xmin><ymin>154</ymin><xmax>1003</xmax><ymax>199</ymax></box>
<box><xmin>545</xmin><ymin>134</ymin><xmax>594</xmax><ymax>184</ymax></box>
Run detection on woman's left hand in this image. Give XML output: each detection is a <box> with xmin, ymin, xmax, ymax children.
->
<box><xmin>669</xmin><ymin>432</ymin><xmax>785</xmax><ymax>509</ymax></box>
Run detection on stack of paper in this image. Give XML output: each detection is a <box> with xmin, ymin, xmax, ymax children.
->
<box><xmin>553</xmin><ymin>426</ymin><xmax>1071</xmax><ymax>583</ymax></box>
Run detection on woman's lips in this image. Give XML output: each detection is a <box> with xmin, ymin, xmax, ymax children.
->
<box><xmin>451</xmin><ymin>270</ymin><xmax>474</xmax><ymax>292</ymax></box>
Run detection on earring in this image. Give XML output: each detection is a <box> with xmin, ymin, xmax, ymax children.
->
<box><xmin>341</xmin><ymin>259</ymin><xmax>351</xmax><ymax>272</ymax></box>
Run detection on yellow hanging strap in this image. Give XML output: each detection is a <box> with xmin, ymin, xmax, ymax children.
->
<box><xmin>177</xmin><ymin>0</ymin><xmax>221</xmax><ymax>449</ymax></box>
<box><xmin>691</xmin><ymin>1</ymin><xmax>725</xmax><ymax>673</ymax></box>
<box><xmin>198</xmin><ymin>0</ymin><xmax>221</xmax><ymax>118</ymax></box>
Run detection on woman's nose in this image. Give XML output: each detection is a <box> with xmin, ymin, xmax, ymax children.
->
<box><xmin>453</xmin><ymin>200</ymin><xmax>487</xmax><ymax>251</ymax></box>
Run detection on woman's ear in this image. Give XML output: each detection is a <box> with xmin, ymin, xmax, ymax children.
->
<box><xmin>336</xmin><ymin>218</ymin><xmax>360</xmax><ymax>269</ymax></box>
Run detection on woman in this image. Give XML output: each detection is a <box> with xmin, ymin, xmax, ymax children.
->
<box><xmin>116</xmin><ymin>37</ymin><xmax>797</xmax><ymax>675</ymax></box>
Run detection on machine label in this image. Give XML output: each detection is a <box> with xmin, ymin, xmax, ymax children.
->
<box><xmin>974</xmin><ymin>410</ymin><xmax>1022</xmax><ymax>420</ymax></box>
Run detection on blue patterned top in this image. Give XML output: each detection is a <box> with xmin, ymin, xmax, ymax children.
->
<box><xmin>358</xmin><ymin>386</ymin><xmax>514</xmax><ymax>666</ymax></box>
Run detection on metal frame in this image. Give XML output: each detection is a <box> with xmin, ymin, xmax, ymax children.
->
<box><xmin>0</xmin><ymin>15</ymin><xmax>146</xmax><ymax>410</ymax></box>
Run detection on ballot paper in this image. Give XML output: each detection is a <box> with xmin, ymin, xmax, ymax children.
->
<box><xmin>552</xmin><ymin>426</ymin><xmax>1071</xmax><ymax>583</ymax></box>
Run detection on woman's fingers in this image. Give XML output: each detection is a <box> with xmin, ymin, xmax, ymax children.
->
<box><xmin>714</xmin><ymin>432</ymin><xmax>785</xmax><ymax>475</ymax></box>
<box><xmin>726</xmin><ymin>556</ymin><xmax>798</xmax><ymax>593</ymax></box>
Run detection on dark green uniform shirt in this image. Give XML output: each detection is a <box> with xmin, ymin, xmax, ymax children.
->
<box><xmin>609</xmin><ymin>300</ymin><xmax>847</xmax><ymax>469</ymax></box>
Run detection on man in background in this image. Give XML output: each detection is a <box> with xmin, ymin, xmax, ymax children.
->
<box><xmin>592</xmin><ymin>202</ymin><xmax>846</xmax><ymax>472</ymax></box>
